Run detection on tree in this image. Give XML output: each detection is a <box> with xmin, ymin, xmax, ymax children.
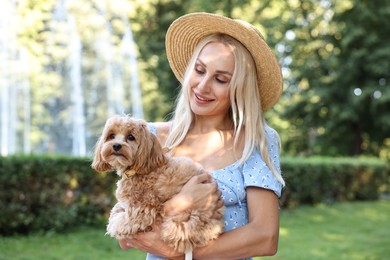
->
<box><xmin>276</xmin><ymin>0</ymin><xmax>390</xmax><ymax>157</ymax></box>
<box><xmin>329</xmin><ymin>0</ymin><xmax>390</xmax><ymax>156</ymax></box>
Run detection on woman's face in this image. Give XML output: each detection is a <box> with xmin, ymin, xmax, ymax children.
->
<box><xmin>188</xmin><ymin>41</ymin><xmax>234</xmax><ymax>117</ymax></box>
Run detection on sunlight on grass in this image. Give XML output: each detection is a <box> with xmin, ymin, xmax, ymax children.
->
<box><xmin>322</xmin><ymin>232</ymin><xmax>344</xmax><ymax>241</ymax></box>
<box><xmin>279</xmin><ymin>227</ymin><xmax>289</xmax><ymax>236</ymax></box>
<box><xmin>358</xmin><ymin>206</ymin><xmax>388</xmax><ymax>221</ymax></box>
<box><xmin>260</xmin><ymin>200</ymin><xmax>390</xmax><ymax>260</ymax></box>
<box><xmin>1</xmin><ymin>201</ymin><xmax>389</xmax><ymax>260</ymax></box>
<box><xmin>309</xmin><ymin>213</ymin><xmax>326</xmax><ymax>222</ymax></box>
<box><xmin>309</xmin><ymin>248</ymin><xmax>327</xmax><ymax>258</ymax></box>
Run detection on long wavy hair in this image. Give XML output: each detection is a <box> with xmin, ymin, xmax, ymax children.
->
<box><xmin>165</xmin><ymin>34</ymin><xmax>285</xmax><ymax>186</ymax></box>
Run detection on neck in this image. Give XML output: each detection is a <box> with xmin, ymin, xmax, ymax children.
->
<box><xmin>191</xmin><ymin>114</ymin><xmax>233</xmax><ymax>134</ymax></box>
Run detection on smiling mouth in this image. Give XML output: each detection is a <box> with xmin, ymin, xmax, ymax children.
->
<box><xmin>195</xmin><ymin>93</ymin><xmax>214</xmax><ymax>102</ymax></box>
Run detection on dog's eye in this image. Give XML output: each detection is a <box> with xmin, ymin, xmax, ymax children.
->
<box><xmin>108</xmin><ymin>134</ymin><xmax>115</xmax><ymax>140</ymax></box>
<box><xmin>127</xmin><ymin>134</ymin><xmax>135</xmax><ymax>141</ymax></box>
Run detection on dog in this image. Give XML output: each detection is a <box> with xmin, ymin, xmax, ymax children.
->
<box><xmin>91</xmin><ymin>115</ymin><xmax>224</xmax><ymax>259</ymax></box>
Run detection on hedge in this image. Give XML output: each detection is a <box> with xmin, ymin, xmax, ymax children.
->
<box><xmin>0</xmin><ymin>155</ymin><xmax>117</xmax><ymax>235</ymax></box>
<box><xmin>280</xmin><ymin>157</ymin><xmax>389</xmax><ymax>208</ymax></box>
<box><xmin>0</xmin><ymin>155</ymin><xmax>388</xmax><ymax>235</ymax></box>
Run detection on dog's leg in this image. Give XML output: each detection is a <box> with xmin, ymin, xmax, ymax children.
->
<box><xmin>106</xmin><ymin>202</ymin><xmax>126</xmax><ymax>238</ymax></box>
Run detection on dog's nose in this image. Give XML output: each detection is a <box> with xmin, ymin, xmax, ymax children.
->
<box><xmin>113</xmin><ymin>143</ymin><xmax>122</xmax><ymax>151</ymax></box>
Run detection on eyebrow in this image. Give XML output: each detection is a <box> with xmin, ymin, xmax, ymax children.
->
<box><xmin>196</xmin><ymin>59</ymin><xmax>233</xmax><ymax>76</ymax></box>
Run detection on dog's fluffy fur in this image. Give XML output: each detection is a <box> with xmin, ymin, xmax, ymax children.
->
<box><xmin>91</xmin><ymin>115</ymin><xmax>224</xmax><ymax>254</ymax></box>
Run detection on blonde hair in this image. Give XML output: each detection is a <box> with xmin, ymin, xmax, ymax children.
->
<box><xmin>166</xmin><ymin>34</ymin><xmax>285</xmax><ymax>186</ymax></box>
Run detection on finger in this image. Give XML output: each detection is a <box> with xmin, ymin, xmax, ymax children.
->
<box><xmin>213</xmin><ymin>210</ymin><xmax>223</xmax><ymax>220</ymax></box>
<box><xmin>211</xmin><ymin>187</ymin><xmax>222</xmax><ymax>202</ymax></box>
<box><xmin>207</xmin><ymin>181</ymin><xmax>218</xmax><ymax>193</ymax></box>
<box><xmin>216</xmin><ymin>188</ymin><xmax>222</xmax><ymax>197</ymax></box>
<box><xmin>217</xmin><ymin>197</ymin><xmax>224</xmax><ymax>209</ymax></box>
<box><xmin>126</xmin><ymin>241</ymin><xmax>135</xmax><ymax>249</ymax></box>
<box><xmin>195</xmin><ymin>173</ymin><xmax>212</xmax><ymax>184</ymax></box>
<box><xmin>118</xmin><ymin>239</ymin><xmax>133</xmax><ymax>250</ymax></box>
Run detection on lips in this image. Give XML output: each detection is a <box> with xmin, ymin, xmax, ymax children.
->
<box><xmin>194</xmin><ymin>93</ymin><xmax>214</xmax><ymax>103</ymax></box>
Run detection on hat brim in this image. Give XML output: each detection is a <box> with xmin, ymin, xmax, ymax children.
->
<box><xmin>166</xmin><ymin>12</ymin><xmax>283</xmax><ymax>111</ymax></box>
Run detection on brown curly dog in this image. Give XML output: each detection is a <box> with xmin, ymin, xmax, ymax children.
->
<box><xmin>91</xmin><ymin>115</ymin><xmax>224</xmax><ymax>259</ymax></box>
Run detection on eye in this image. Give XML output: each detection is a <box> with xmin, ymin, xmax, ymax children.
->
<box><xmin>108</xmin><ymin>133</ymin><xmax>115</xmax><ymax>140</ymax></box>
<box><xmin>216</xmin><ymin>77</ymin><xmax>228</xmax><ymax>84</ymax></box>
<box><xmin>127</xmin><ymin>134</ymin><xmax>135</xmax><ymax>141</ymax></box>
<box><xmin>194</xmin><ymin>64</ymin><xmax>205</xmax><ymax>74</ymax></box>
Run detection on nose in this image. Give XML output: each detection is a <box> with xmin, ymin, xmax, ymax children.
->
<box><xmin>197</xmin><ymin>76</ymin><xmax>211</xmax><ymax>93</ymax></box>
<box><xmin>113</xmin><ymin>143</ymin><xmax>122</xmax><ymax>151</ymax></box>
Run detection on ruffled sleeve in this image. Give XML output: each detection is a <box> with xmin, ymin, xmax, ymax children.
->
<box><xmin>147</xmin><ymin>123</ymin><xmax>157</xmax><ymax>136</ymax></box>
<box><xmin>242</xmin><ymin>126</ymin><xmax>283</xmax><ymax>198</ymax></box>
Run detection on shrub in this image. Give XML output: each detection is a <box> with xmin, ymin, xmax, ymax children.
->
<box><xmin>0</xmin><ymin>155</ymin><xmax>388</xmax><ymax>234</ymax></box>
<box><xmin>280</xmin><ymin>157</ymin><xmax>389</xmax><ymax>208</ymax></box>
<box><xmin>0</xmin><ymin>155</ymin><xmax>117</xmax><ymax>235</ymax></box>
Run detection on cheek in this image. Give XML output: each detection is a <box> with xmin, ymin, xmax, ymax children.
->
<box><xmin>216</xmin><ymin>87</ymin><xmax>230</xmax><ymax>102</ymax></box>
<box><xmin>219</xmin><ymin>90</ymin><xmax>231</xmax><ymax>110</ymax></box>
<box><xmin>188</xmin><ymin>72</ymin><xmax>198</xmax><ymax>89</ymax></box>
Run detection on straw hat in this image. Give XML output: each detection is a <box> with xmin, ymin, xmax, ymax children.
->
<box><xmin>165</xmin><ymin>12</ymin><xmax>283</xmax><ymax>111</ymax></box>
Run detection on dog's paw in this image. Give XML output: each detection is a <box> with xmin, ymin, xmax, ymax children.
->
<box><xmin>161</xmin><ymin>212</ymin><xmax>224</xmax><ymax>252</ymax></box>
<box><xmin>107</xmin><ymin>212</ymin><xmax>125</xmax><ymax>238</ymax></box>
<box><xmin>107</xmin><ymin>213</ymin><xmax>149</xmax><ymax>239</ymax></box>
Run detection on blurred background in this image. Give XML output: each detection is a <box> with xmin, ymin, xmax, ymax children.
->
<box><xmin>0</xmin><ymin>0</ymin><xmax>389</xmax><ymax>259</ymax></box>
<box><xmin>1</xmin><ymin>0</ymin><xmax>389</xmax><ymax>159</ymax></box>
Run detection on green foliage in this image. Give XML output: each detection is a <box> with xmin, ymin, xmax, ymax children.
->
<box><xmin>0</xmin><ymin>155</ymin><xmax>117</xmax><ymax>235</ymax></box>
<box><xmin>0</xmin><ymin>155</ymin><xmax>388</xmax><ymax>234</ymax></box>
<box><xmin>275</xmin><ymin>0</ymin><xmax>390</xmax><ymax>157</ymax></box>
<box><xmin>281</xmin><ymin>156</ymin><xmax>389</xmax><ymax>208</ymax></box>
<box><xmin>130</xmin><ymin>0</ymin><xmax>389</xmax><ymax>158</ymax></box>
<box><xmin>327</xmin><ymin>0</ymin><xmax>390</xmax><ymax>156</ymax></box>
<box><xmin>5</xmin><ymin>0</ymin><xmax>389</xmax><ymax>157</ymax></box>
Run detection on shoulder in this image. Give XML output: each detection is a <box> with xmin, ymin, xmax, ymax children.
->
<box><xmin>242</xmin><ymin>149</ymin><xmax>283</xmax><ymax>197</ymax></box>
<box><xmin>147</xmin><ymin>122</ymin><xmax>171</xmax><ymax>145</ymax></box>
<box><xmin>264</xmin><ymin>124</ymin><xmax>279</xmax><ymax>142</ymax></box>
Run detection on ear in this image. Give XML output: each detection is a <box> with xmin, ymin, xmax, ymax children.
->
<box><xmin>91</xmin><ymin>135</ymin><xmax>113</xmax><ymax>172</ymax></box>
<box><xmin>132</xmin><ymin>122</ymin><xmax>166</xmax><ymax>174</ymax></box>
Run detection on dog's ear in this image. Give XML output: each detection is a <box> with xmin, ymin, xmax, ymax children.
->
<box><xmin>132</xmin><ymin>122</ymin><xmax>166</xmax><ymax>174</ymax></box>
<box><xmin>91</xmin><ymin>135</ymin><xmax>113</xmax><ymax>172</ymax></box>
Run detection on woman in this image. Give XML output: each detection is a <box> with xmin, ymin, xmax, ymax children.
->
<box><xmin>119</xmin><ymin>12</ymin><xmax>285</xmax><ymax>259</ymax></box>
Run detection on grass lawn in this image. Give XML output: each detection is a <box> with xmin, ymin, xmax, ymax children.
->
<box><xmin>260</xmin><ymin>200</ymin><xmax>390</xmax><ymax>260</ymax></box>
<box><xmin>1</xmin><ymin>200</ymin><xmax>389</xmax><ymax>260</ymax></box>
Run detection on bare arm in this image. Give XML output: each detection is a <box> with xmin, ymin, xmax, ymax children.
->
<box><xmin>120</xmin><ymin>187</ymin><xmax>279</xmax><ymax>259</ymax></box>
<box><xmin>193</xmin><ymin>187</ymin><xmax>280</xmax><ymax>259</ymax></box>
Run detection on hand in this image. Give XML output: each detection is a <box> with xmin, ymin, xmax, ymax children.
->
<box><xmin>164</xmin><ymin>173</ymin><xmax>224</xmax><ymax>219</ymax></box>
<box><xmin>118</xmin><ymin>225</ymin><xmax>184</xmax><ymax>259</ymax></box>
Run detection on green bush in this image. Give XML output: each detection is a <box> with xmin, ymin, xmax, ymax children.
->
<box><xmin>0</xmin><ymin>155</ymin><xmax>388</xmax><ymax>234</ymax></box>
<box><xmin>281</xmin><ymin>157</ymin><xmax>389</xmax><ymax>208</ymax></box>
<box><xmin>0</xmin><ymin>155</ymin><xmax>117</xmax><ymax>235</ymax></box>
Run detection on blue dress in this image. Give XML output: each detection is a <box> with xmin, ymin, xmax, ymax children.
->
<box><xmin>146</xmin><ymin>124</ymin><xmax>283</xmax><ymax>260</ymax></box>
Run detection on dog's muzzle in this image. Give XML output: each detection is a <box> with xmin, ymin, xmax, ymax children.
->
<box><xmin>113</xmin><ymin>143</ymin><xmax>122</xmax><ymax>151</ymax></box>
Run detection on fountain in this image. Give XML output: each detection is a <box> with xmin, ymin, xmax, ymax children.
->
<box><xmin>0</xmin><ymin>0</ymin><xmax>143</xmax><ymax>156</ymax></box>
<box><xmin>68</xmin><ymin>14</ymin><xmax>86</xmax><ymax>156</ymax></box>
<box><xmin>20</xmin><ymin>48</ymin><xmax>31</xmax><ymax>154</ymax></box>
<box><xmin>0</xmin><ymin>0</ymin><xmax>16</xmax><ymax>156</ymax></box>
<box><xmin>121</xmin><ymin>15</ymin><xmax>144</xmax><ymax>119</ymax></box>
